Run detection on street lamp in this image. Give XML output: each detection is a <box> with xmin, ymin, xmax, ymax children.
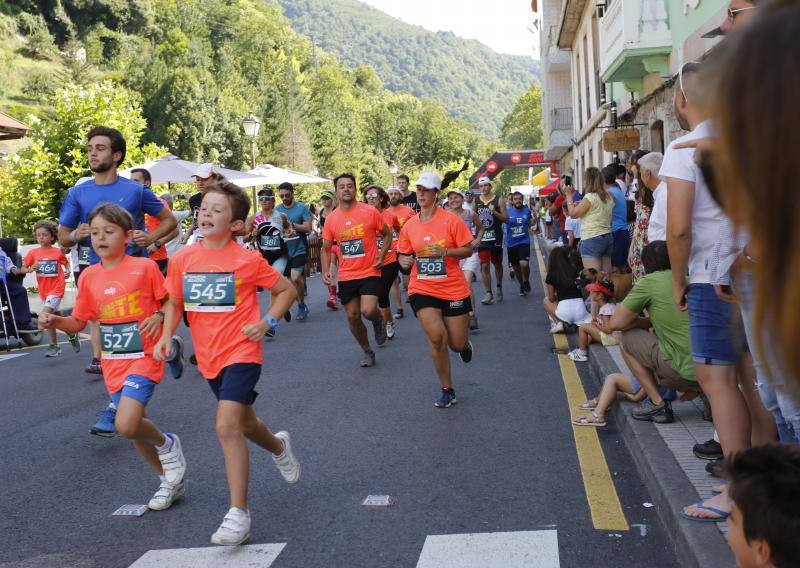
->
<box><xmin>242</xmin><ymin>111</ymin><xmax>261</xmax><ymax>213</ymax></box>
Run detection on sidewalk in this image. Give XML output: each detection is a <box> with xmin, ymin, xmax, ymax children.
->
<box><xmin>536</xmin><ymin>238</ymin><xmax>735</xmax><ymax>568</ymax></box>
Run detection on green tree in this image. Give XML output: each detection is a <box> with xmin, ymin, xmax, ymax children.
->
<box><xmin>0</xmin><ymin>81</ymin><xmax>164</xmax><ymax>237</ymax></box>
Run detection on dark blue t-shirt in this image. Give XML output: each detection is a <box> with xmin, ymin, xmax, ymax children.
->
<box><xmin>59</xmin><ymin>176</ymin><xmax>165</xmax><ymax>265</ymax></box>
<box><xmin>505</xmin><ymin>205</ymin><xmax>532</xmax><ymax>247</ymax></box>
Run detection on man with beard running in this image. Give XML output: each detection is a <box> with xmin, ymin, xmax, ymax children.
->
<box><xmin>58</xmin><ymin>125</ymin><xmax>179</xmax><ymax>437</ymax></box>
<box><xmin>475</xmin><ymin>176</ymin><xmax>508</xmax><ymax>305</ymax></box>
<box><xmin>321</xmin><ymin>174</ymin><xmax>392</xmax><ymax>367</ymax></box>
<box><xmin>387</xmin><ymin>186</ymin><xmax>415</xmax><ymax>319</ymax></box>
<box><xmin>505</xmin><ymin>191</ymin><xmax>533</xmax><ymax>296</ymax></box>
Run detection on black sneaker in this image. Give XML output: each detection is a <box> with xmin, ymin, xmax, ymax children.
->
<box><xmin>693</xmin><ymin>439</ymin><xmax>723</xmax><ymax>461</ymax></box>
<box><xmin>706</xmin><ymin>458</ymin><xmax>725</xmax><ymax>477</ymax></box>
<box><xmin>459</xmin><ymin>340</ymin><xmax>473</xmax><ymax>363</ymax></box>
<box><xmin>632</xmin><ymin>399</ymin><xmax>668</xmax><ymax>421</ymax></box>
<box><xmin>434</xmin><ymin>387</ymin><xmax>457</xmax><ymax>408</ymax></box>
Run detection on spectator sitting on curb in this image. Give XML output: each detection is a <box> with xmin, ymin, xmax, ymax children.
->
<box><xmin>725</xmin><ymin>444</ymin><xmax>800</xmax><ymax>568</ymax></box>
<box><xmin>606</xmin><ymin>241</ymin><xmax>703</xmax><ymax>424</ymax></box>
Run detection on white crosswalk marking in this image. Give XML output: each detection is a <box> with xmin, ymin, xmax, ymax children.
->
<box><xmin>0</xmin><ymin>353</ymin><xmax>28</xmax><ymax>363</ymax></box>
<box><xmin>128</xmin><ymin>543</ymin><xmax>286</xmax><ymax>567</ymax></box>
<box><xmin>416</xmin><ymin>530</ymin><xmax>560</xmax><ymax>568</ymax></box>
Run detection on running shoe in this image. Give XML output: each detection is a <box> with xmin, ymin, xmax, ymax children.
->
<box><xmin>45</xmin><ymin>344</ymin><xmax>61</xmax><ymax>357</ymax></box>
<box><xmin>459</xmin><ymin>340</ymin><xmax>474</xmax><ymax>363</ymax></box>
<box><xmin>495</xmin><ymin>287</ymin><xmax>503</xmax><ymax>302</ymax></box>
<box><xmin>481</xmin><ymin>292</ymin><xmax>494</xmax><ymax>305</ymax></box>
<box><xmin>84</xmin><ymin>358</ymin><xmax>103</xmax><ymax>375</ymax></box>
<box><xmin>386</xmin><ymin>321</ymin><xmax>396</xmax><ymax>340</ymax></box>
<box><xmin>91</xmin><ymin>404</ymin><xmax>117</xmax><ymax>437</ymax></box>
<box><xmin>434</xmin><ymin>387</ymin><xmax>457</xmax><ymax>408</ymax></box>
<box><xmin>393</xmin><ymin>308</ymin><xmax>404</xmax><ymax>319</ymax></box>
<box><xmin>296</xmin><ymin>304</ymin><xmax>309</xmax><ymax>321</ymax></box>
<box><xmin>326</xmin><ymin>295</ymin><xmax>339</xmax><ymax>310</ymax></box>
<box><xmin>211</xmin><ymin>507</ymin><xmax>251</xmax><ymax>546</ymax></box>
<box><xmin>157</xmin><ymin>433</ymin><xmax>187</xmax><ymax>486</ymax></box>
<box><xmin>359</xmin><ymin>350</ymin><xmax>376</xmax><ymax>367</ymax></box>
<box><xmin>68</xmin><ymin>334</ymin><xmax>81</xmax><ymax>353</ymax></box>
<box><xmin>549</xmin><ymin>322</ymin><xmax>564</xmax><ymax>334</ymax></box>
<box><xmin>167</xmin><ymin>336</ymin><xmax>185</xmax><ymax>380</ymax></box>
<box><xmin>468</xmin><ymin>314</ymin><xmax>479</xmax><ymax>330</ymax></box>
<box><xmin>148</xmin><ymin>480</ymin><xmax>185</xmax><ymax>511</ymax></box>
<box><xmin>373</xmin><ymin>316</ymin><xmax>387</xmax><ymax>346</ymax></box>
<box><xmin>567</xmin><ymin>348</ymin><xmax>588</xmax><ymax>362</ymax></box>
<box><xmin>272</xmin><ymin>430</ymin><xmax>301</xmax><ymax>484</ymax></box>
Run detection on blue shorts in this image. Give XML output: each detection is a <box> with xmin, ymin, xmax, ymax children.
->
<box><xmin>110</xmin><ymin>375</ymin><xmax>157</xmax><ymax>407</ymax></box>
<box><xmin>611</xmin><ymin>229</ymin><xmax>630</xmax><ymax>268</ymax></box>
<box><xmin>687</xmin><ymin>283</ymin><xmax>738</xmax><ymax>365</ymax></box>
<box><xmin>208</xmin><ymin>363</ymin><xmax>261</xmax><ymax>405</ymax></box>
<box><xmin>579</xmin><ymin>232</ymin><xmax>613</xmax><ymax>259</ymax></box>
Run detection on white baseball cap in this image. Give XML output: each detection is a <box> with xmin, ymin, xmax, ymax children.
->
<box><xmin>415</xmin><ymin>172</ymin><xmax>442</xmax><ymax>190</ymax></box>
<box><xmin>192</xmin><ymin>163</ymin><xmax>216</xmax><ymax>179</ymax></box>
<box><xmin>478</xmin><ymin>176</ymin><xmax>492</xmax><ymax>186</ymax></box>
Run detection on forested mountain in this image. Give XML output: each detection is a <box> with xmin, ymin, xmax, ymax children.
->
<box><xmin>275</xmin><ymin>0</ymin><xmax>539</xmax><ymax>138</ymax></box>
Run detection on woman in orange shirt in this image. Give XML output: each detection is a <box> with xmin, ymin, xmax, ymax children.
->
<box><xmin>397</xmin><ymin>173</ymin><xmax>476</xmax><ymax>408</ymax></box>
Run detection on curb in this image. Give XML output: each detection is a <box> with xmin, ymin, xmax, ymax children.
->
<box><xmin>534</xmin><ymin>237</ymin><xmax>735</xmax><ymax>568</ymax></box>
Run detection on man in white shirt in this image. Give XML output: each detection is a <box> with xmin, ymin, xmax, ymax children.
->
<box><xmin>660</xmin><ymin>60</ymin><xmax>751</xmax><ymax>522</ymax></box>
<box><xmin>636</xmin><ymin>152</ymin><xmax>666</xmax><ymax>242</ymax></box>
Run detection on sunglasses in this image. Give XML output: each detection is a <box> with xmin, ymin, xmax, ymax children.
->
<box><xmin>727</xmin><ymin>6</ymin><xmax>755</xmax><ymax>20</ymax></box>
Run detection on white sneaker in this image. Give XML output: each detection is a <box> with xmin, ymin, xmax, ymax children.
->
<box><xmin>211</xmin><ymin>507</ymin><xmax>251</xmax><ymax>546</ymax></box>
<box><xmin>549</xmin><ymin>322</ymin><xmax>564</xmax><ymax>334</ymax></box>
<box><xmin>158</xmin><ymin>433</ymin><xmax>187</xmax><ymax>486</ymax></box>
<box><xmin>568</xmin><ymin>349</ymin><xmax>588</xmax><ymax>362</ymax></box>
<box><xmin>148</xmin><ymin>480</ymin><xmax>185</xmax><ymax>511</ymax></box>
<box><xmin>386</xmin><ymin>321</ymin><xmax>396</xmax><ymax>340</ymax></box>
<box><xmin>272</xmin><ymin>430</ymin><xmax>301</xmax><ymax>484</ymax></box>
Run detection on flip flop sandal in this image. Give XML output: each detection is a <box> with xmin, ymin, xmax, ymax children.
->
<box><xmin>572</xmin><ymin>412</ymin><xmax>606</xmax><ymax>427</ymax></box>
<box><xmin>578</xmin><ymin>399</ymin><xmax>598</xmax><ymax>410</ymax></box>
<box><xmin>679</xmin><ymin>503</ymin><xmax>729</xmax><ymax>523</ymax></box>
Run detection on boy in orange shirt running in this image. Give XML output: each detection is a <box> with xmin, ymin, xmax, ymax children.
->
<box><xmin>20</xmin><ymin>220</ymin><xmax>81</xmax><ymax>357</ymax></box>
<box><xmin>40</xmin><ymin>204</ymin><xmax>188</xmax><ymax>511</ymax></box>
<box><xmin>154</xmin><ymin>181</ymin><xmax>300</xmax><ymax>546</ymax></box>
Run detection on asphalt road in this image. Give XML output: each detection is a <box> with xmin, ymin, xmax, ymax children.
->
<box><xmin>0</xmin><ymin>253</ymin><xmax>678</xmax><ymax>568</ymax></box>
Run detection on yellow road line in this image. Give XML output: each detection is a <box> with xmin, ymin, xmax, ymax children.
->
<box><xmin>535</xmin><ymin>247</ymin><xmax>629</xmax><ymax>531</ymax></box>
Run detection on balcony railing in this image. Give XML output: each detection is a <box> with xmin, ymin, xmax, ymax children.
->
<box><xmin>598</xmin><ymin>0</ymin><xmax>671</xmax><ymax>82</ymax></box>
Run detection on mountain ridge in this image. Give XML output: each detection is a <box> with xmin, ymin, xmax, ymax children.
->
<box><xmin>274</xmin><ymin>0</ymin><xmax>539</xmax><ymax>138</ymax></box>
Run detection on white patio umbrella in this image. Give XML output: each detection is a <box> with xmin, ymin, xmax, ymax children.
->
<box><xmin>247</xmin><ymin>164</ymin><xmax>330</xmax><ymax>185</ymax></box>
<box><xmin>120</xmin><ymin>155</ymin><xmax>272</xmax><ymax>187</ymax></box>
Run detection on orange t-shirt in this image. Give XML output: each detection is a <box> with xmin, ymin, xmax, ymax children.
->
<box><xmin>388</xmin><ymin>204</ymin><xmax>415</xmax><ymax>228</ymax></box>
<box><xmin>71</xmin><ymin>256</ymin><xmax>167</xmax><ymax>394</ymax></box>
<box><xmin>166</xmin><ymin>239</ymin><xmax>281</xmax><ymax>379</ymax></box>
<box><xmin>379</xmin><ymin>209</ymin><xmax>400</xmax><ymax>264</ymax></box>
<box><xmin>24</xmin><ymin>246</ymin><xmax>68</xmax><ymax>300</ymax></box>
<box><xmin>322</xmin><ymin>202</ymin><xmax>386</xmax><ymax>282</ymax></box>
<box><xmin>145</xmin><ymin>196</ymin><xmax>169</xmax><ymax>262</ymax></box>
<box><xmin>397</xmin><ymin>207</ymin><xmax>474</xmax><ymax>301</ymax></box>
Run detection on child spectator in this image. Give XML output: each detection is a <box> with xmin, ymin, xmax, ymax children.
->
<box><xmin>725</xmin><ymin>444</ymin><xmax>800</xmax><ymax>568</ymax></box>
<box><xmin>154</xmin><ymin>181</ymin><xmax>301</xmax><ymax>546</ymax></box>
<box><xmin>20</xmin><ymin>220</ymin><xmax>81</xmax><ymax>357</ymax></box>
<box><xmin>568</xmin><ymin>279</ymin><xmax>618</xmax><ymax>362</ymax></box>
<box><xmin>543</xmin><ymin>247</ymin><xmax>589</xmax><ymax>333</ymax></box>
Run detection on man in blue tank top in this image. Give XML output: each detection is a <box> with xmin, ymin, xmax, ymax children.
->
<box><xmin>504</xmin><ymin>191</ymin><xmax>533</xmax><ymax>296</ymax></box>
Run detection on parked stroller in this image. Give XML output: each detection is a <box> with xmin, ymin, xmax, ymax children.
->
<box><xmin>0</xmin><ymin>238</ymin><xmax>43</xmax><ymax>350</ymax></box>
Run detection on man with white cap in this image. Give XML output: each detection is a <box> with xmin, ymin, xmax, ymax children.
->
<box><xmin>397</xmin><ymin>173</ymin><xmax>475</xmax><ymax>408</ymax></box>
<box><xmin>446</xmin><ymin>188</ymin><xmax>483</xmax><ymax>330</ymax></box>
<box><xmin>474</xmin><ymin>176</ymin><xmax>508</xmax><ymax>304</ymax></box>
<box><xmin>321</xmin><ymin>173</ymin><xmax>392</xmax><ymax>367</ymax></box>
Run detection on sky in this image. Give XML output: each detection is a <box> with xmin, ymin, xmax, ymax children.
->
<box><xmin>359</xmin><ymin>0</ymin><xmax>539</xmax><ymax>58</ymax></box>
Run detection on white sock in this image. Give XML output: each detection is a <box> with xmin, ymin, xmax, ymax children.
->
<box><xmin>156</xmin><ymin>433</ymin><xmax>173</xmax><ymax>453</ymax></box>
